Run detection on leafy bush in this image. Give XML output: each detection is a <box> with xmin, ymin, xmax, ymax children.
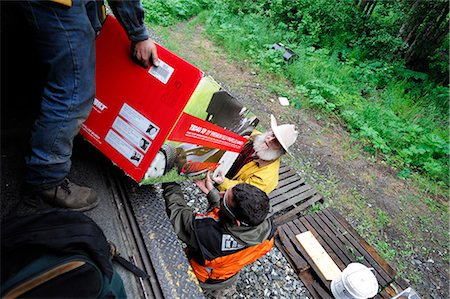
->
<box><xmin>141</xmin><ymin>0</ymin><xmax>449</xmax><ymax>185</ymax></box>
<box><xmin>142</xmin><ymin>0</ymin><xmax>212</xmax><ymax>26</ymax></box>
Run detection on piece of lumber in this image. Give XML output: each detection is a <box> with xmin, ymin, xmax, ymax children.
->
<box><xmin>282</xmin><ymin>225</ymin><xmax>329</xmax><ymax>285</ymax></box>
<box><xmin>277</xmin><ymin>226</ymin><xmax>308</xmax><ymax>272</ymax></box>
<box><xmin>328</xmin><ymin>208</ymin><xmax>396</xmax><ymax>276</ymax></box>
<box><xmin>296</xmin><ymin>231</ymin><xmax>342</xmax><ymax>281</ymax></box>
<box><xmin>294</xmin><ymin>218</ymin><xmax>347</xmax><ymax>270</ymax></box>
<box><xmin>298</xmin><ymin>269</ymin><xmax>324</xmax><ymax>299</ymax></box>
<box><xmin>303</xmin><ymin>214</ymin><xmax>354</xmax><ymax>267</ymax></box>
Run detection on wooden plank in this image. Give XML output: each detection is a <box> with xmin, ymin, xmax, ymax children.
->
<box><xmin>302</xmin><ymin>215</ymin><xmax>353</xmax><ymax>267</ymax></box>
<box><xmin>328</xmin><ymin>208</ymin><xmax>397</xmax><ymax>278</ymax></box>
<box><xmin>278</xmin><ymin>169</ymin><xmax>298</xmax><ymax>180</ymax></box>
<box><xmin>273</xmin><ymin>175</ymin><xmax>304</xmax><ymax>191</ymax></box>
<box><xmin>394</xmin><ymin>277</ymin><xmax>410</xmax><ymax>290</ymax></box>
<box><xmin>323</xmin><ymin>209</ymin><xmax>394</xmax><ymax>285</ymax></box>
<box><xmin>270</xmin><ymin>177</ymin><xmax>305</xmax><ymax>198</ymax></box>
<box><xmin>279</xmin><ymin>164</ymin><xmax>290</xmax><ymax>174</ymax></box>
<box><xmin>311</xmin><ymin>210</ymin><xmax>400</xmax><ymax>298</ymax></box>
<box><xmin>311</xmin><ymin>281</ymin><xmax>333</xmax><ymax>299</ymax></box>
<box><xmin>272</xmin><ymin>189</ymin><xmax>317</xmax><ymax>213</ymax></box>
<box><xmin>296</xmin><ymin>231</ymin><xmax>342</xmax><ymax>281</ymax></box>
<box><xmin>298</xmin><ymin>270</ymin><xmax>324</xmax><ymax>299</ymax></box>
<box><xmin>314</xmin><ymin>212</ymin><xmax>391</xmax><ymax>286</ymax></box>
<box><xmin>274</xmin><ymin>234</ymin><xmax>303</xmax><ymax>275</ymax></box>
<box><xmin>286</xmin><ymin>220</ymin><xmax>302</xmax><ymax>235</ymax></box>
<box><xmin>271</xmin><ymin>185</ymin><xmax>314</xmax><ymax>207</ymax></box>
<box><xmin>313</xmin><ymin>212</ymin><xmax>397</xmax><ymax>289</ymax></box>
<box><xmin>277</xmin><ymin>226</ymin><xmax>308</xmax><ymax>272</ymax></box>
<box><xmin>273</xmin><ymin>194</ymin><xmax>322</xmax><ymax>225</ymax></box>
<box><xmin>281</xmin><ymin>223</ymin><xmax>330</xmax><ymax>286</ymax></box>
<box><xmin>276</xmin><ymin>210</ymin><xmax>407</xmax><ymax>299</ymax></box>
<box><xmin>294</xmin><ymin>218</ymin><xmax>347</xmax><ymax>270</ymax></box>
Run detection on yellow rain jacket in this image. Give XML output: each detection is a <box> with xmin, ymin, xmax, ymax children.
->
<box><xmin>218</xmin><ymin>158</ymin><xmax>280</xmax><ymax>194</ymax></box>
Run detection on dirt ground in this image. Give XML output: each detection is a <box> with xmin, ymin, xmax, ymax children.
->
<box><xmin>153</xmin><ymin>22</ymin><xmax>449</xmax><ymax>298</ymax></box>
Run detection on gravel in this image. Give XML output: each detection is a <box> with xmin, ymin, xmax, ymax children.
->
<box><xmin>174</xmin><ymin>181</ymin><xmax>311</xmax><ymax>299</ymax></box>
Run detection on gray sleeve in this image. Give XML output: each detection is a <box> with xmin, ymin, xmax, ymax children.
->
<box><xmin>108</xmin><ymin>0</ymin><xmax>149</xmax><ymax>41</ymax></box>
<box><xmin>162</xmin><ymin>183</ymin><xmax>199</xmax><ymax>251</ymax></box>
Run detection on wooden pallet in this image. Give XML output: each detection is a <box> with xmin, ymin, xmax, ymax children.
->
<box><xmin>269</xmin><ymin>163</ymin><xmax>323</xmax><ymax>226</ymax></box>
<box><xmin>275</xmin><ymin>208</ymin><xmax>409</xmax><ymax>298</ymax></box>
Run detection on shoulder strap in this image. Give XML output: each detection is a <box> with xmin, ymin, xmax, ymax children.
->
<box><xmin>108</xmin><ymin>241</ymin><xmax>149</xmax><ymax>279</ymax></box>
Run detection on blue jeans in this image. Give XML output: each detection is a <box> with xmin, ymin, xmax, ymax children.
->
<box><xmin>20</xmin><ymin>1</ymin><xmax>97</xmax><ymax>189</ymax></box>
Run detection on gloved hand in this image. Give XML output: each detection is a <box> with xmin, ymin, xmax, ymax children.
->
<box><xmin>131</xmin><ymin>39</ymin><xmax>159</xmax><ymax>68</ymax></box>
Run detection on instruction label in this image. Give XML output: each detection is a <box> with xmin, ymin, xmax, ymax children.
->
<box><xmin>112</xmin><ymin>117</ymin><xmax>152</xmax><ymax>153</ymax></box>
<box><xmin>119</xmin><ymin>103</ymin><xmax>159</xmax><ymax>140</ymax></box>
<box><xmin>105</xmin><ymin>130</ymin><xmax>143</xmax><ymax>166</ymax></box>
<box><xmin>148</xmin><ymin>59</ymin><xmax>174</xmax><ymax>84</ymax></box>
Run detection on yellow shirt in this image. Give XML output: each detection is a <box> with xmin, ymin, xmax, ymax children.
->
<box><xmin>218</xmin><ymin>158</ymin><xmax>280</xmax><ymax>195</ymax></box>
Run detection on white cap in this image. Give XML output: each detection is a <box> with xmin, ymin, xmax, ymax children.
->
<box><xmin>270</xmin><ymin>114</ymin><xmax>298</xmax><ymax>153</ymax></box>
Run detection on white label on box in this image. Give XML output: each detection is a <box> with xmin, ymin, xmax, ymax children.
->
<box><xmin>112</xmin><ymin>117</ymin><xmax>152</xmax><ymax>153</ymax></box>
<box><xmin>119</xmin><ymin>103</ymin><xmax>159</xmax><ymax>140</ymax></box>
<box><xmin>213</xmin><ymin>151</ymin><xmax>239</xmax><ymax>179</ymax></box>
<box><xmin>105</xmin><ymin>130</ymin><xmax>143</xmax><ymax>166</ymax></box>
<box><xmin>148</xmin><ymin>59</ymin><xmax>174</xmax><ymax>84</ymax></box>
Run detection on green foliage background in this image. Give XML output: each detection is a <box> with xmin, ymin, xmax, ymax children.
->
<box><xmin>142</xmin><ymin>0</ymin><xmax>449</xmax><ymax>186</ymax></box>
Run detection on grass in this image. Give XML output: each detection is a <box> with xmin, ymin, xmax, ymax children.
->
<box><xmin>197</xmin><ymin>8</ymin><xmax>449</xmax><ymax>186</ymax></box>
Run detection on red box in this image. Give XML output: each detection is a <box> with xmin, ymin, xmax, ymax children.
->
<box><xmin>81</xmin><ymin>17</ymin><xmax>258</xmax><ymax>184</ymax></box>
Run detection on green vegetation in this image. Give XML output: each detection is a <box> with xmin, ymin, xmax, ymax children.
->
<box><xmin>203</xmin><ymin>1</ymin><xmax>448</xmax><ymax>186</ymax></box>
<box><xmin>140</xmin><ymin>1</ymin><xmax>449</xmax><ymax>290</ymax></box>
<box><xmin>143</xmin><ymin>0</ymin><xmax>449</xmax><ymax>189</ymax></box>
<box><xmin>142</xmin><ymin>0</ymin><xmax>212</xmax><ymax>26</ymax></box>
<box><xmin>140</xmin><ymin>168</ymin><xmax>206</xmax><ymax>185</ymax></box>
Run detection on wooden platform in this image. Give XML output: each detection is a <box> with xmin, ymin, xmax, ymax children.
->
<box><xmin>275</xmin><ymin>208</ymin><xmax>409</xmax><ymax>298</ymax></box>
<box><xmin>269</xmin><ymin>163</ymin><xmax>323</xmax><ymax>225</ymax></box>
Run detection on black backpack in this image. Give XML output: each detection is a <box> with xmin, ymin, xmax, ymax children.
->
<box><xmin>1</xmin><ymin>210</ymin><xmax>129</xmax><ymax>298</ymax></box>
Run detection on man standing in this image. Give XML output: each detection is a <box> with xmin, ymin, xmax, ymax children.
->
<box><xmin>215</xmin><ymin>115</ymin><xmax>298</xmax><ymax>194</ymax></box>
<box><xmin>163</xmin><ymin>172</ymin><xmax>274</xmax><ymax>295</ymax></box>
<box><xmin>18</xmin><ymin>0</ymin><xmax>159</xmax><ymax>211</ymax></box>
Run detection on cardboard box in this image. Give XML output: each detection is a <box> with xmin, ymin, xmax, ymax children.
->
<box><xmin>81</xmin><ymin>17</ymin><xmax>258</xmax><ymax>184</ymax></box>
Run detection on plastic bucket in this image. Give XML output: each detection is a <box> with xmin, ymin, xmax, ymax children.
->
<box><xmin>331</xmin><ymin>263</ymin><xmax>378</xmax><ymax>299</ymax></box>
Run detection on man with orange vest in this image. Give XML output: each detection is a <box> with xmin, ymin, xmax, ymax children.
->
<box><xmin>162</xmin><ymin>171</ymin><xmax>274</xmax><ymax>295</ymax></box>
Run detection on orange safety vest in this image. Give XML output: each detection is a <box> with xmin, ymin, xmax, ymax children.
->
<box><xmin>188</xmin><ymin>208</ymin><xmax>274</xmax><ymax>283</ymax></box>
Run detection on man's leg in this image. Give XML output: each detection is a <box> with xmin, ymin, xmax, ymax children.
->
<box><xmin>20</xmin><ymin>0</ymin><xmax>98</xmax><ymax>211</ymax></box>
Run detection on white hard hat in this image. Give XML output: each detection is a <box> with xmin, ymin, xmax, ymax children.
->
<box><xmin>270</xmin><ymin>114</ymin><xmax>298</xmax><ymax>153</ymax></box>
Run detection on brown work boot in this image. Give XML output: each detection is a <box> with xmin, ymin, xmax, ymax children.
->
<box><xmin>39</xmin><ymin>178</ymin><xmax>99</xmax><ymax>212</ymax></box>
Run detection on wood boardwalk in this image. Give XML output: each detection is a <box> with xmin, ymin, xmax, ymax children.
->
<box><xmin>275</xmin><ymin>208</ymin><xmax>409</xmax><ymax>298</ymax></box>
<box><xmin>269</xmin><ymin>163</ymin><xmax>323</xmax><ymax>226</ymax></box>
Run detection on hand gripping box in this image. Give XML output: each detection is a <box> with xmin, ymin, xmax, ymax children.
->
<box><xmin>81</xmin><ymin>17</ymin><xmax>258</xmax><ymax>184</ymax></box>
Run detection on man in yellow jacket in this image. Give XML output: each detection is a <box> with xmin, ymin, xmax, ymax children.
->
<box><xmin>214</xmin><ymin>115</ymin><xmax>298</xmax><ymax>194</ymax></box>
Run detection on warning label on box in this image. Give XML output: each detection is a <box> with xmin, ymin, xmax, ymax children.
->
<box><xmin>105</xmin><ymin>130</ymin><xmax>143</xmax><ymax>166</ymax></box>
<box><xmin>112</xmin><ymin>117</ymin><xmax>152</xmax><ymax>153</ymax></box>
<box><xmin>119</xmin><ymin>103</ymin><xmax>159</xmax><ymax>140</ymax></box>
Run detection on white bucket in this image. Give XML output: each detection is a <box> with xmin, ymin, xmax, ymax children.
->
<box><xmin>331</xmin><ymin>263</ymin><xmax>378</xmax><ymax>299</ymax></box>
